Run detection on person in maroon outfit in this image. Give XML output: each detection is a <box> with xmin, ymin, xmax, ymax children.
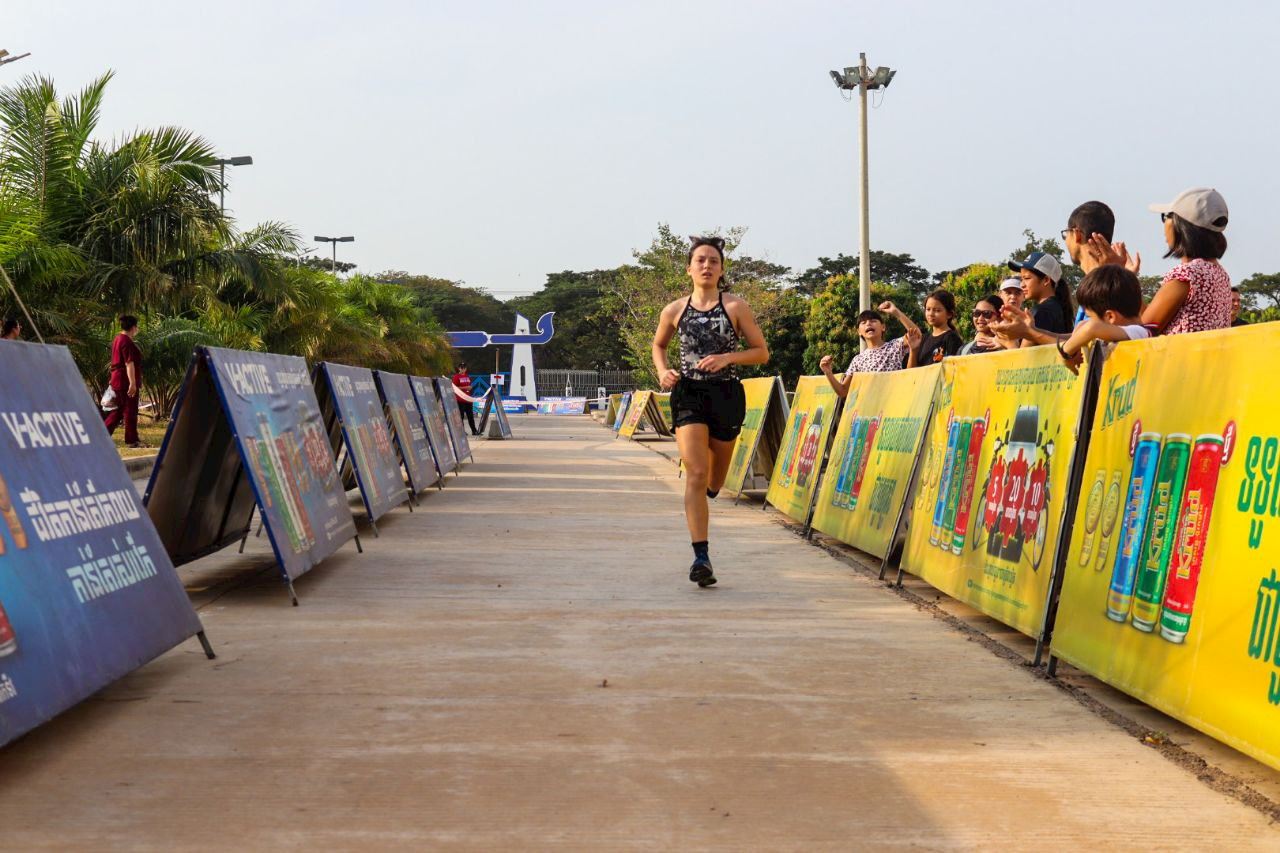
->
<box><xmin>450</xmin><ymin>363</ymin><xmax>481</xmax><ymax>436</ymax></box>
<box><xmin>102</xmin><ymin>314</ymin><xmax>146</xmax><ymax>447</ymax></box>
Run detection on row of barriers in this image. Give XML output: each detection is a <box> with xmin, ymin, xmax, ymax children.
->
<box><xmin>0</xmin><ymin>341</ymin><xmax>508</xmax><ymax>748</ymax></box>
<box><xmin>606</xmin><ymin>324</ymin><xmax>1280</xmax><ymax>773</ymax></box>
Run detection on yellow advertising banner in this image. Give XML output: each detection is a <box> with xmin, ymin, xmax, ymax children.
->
<box><xmin>604</xmin><ymin>393</ymin><xmax>623</xmax><ymax>426</ymax></box>
<box><xmin>654</xmin><ymin>393</ymin><xmax>673</xmax><ymax>433</ymax></box>
<box><xmin>902</xmin><ymin>346</ymin><xmax>1090</xmax><ymax>638</ymax></box>
<box><xmin>724</xmin><ymin>377</ymin><xmax>788</xmax><ymax>496</ymax></box>
<box><xmin>617</xmin><ymin>390</ymin><xmax>653</xmax><ymax>438</ymax></box>
<box><xmin>765</xmin><ymin>376</ymin><xmax>841</xmax><ymax>523</ymax></box>
<box><xmin>812</xmin><ymin>365</ymin><xmax>941</xmax><ymax>560</ymax></box>
<box><xmin>1051</xmin><ymin>325</ymin><xmax>1280</xmax><ymax>772</ymax></box>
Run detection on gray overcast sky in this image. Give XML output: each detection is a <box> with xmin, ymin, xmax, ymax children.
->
<box><xmin>8</xmin><ymin>1</ymin><xmax>1279</xmax><ymax>298</ymax></box>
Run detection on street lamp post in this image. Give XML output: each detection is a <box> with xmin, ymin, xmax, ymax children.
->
<box><xmin>314</xmin><ymin>236</ymin><xmax>355</xmax><ymax>273</ymax></box>
<box><xmin>214</xmin><ymin>155</ymin><xmax>254</xmax><ymax>213</ymax></box>
<box><xmin>829</xmin><ymin>55</ymin><xmax>897</xmax><ymax>316</ymax></box>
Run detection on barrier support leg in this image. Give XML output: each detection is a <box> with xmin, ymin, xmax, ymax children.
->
<box><xmin>287</xmin><ymin>580</ymin><xmax>299</xmax><ymax>607</ymax></box>
<box><xmin>406</xmin><ymin>498</ymin><xmax>414</xmax><ymax>512</ymax></box>
<box><xmin>1046</xmin><ymin>654</ymin><xmax>1059</xmax><ymax>678</ymax></box>
<box><xmin>354</xmin><ymin>533</ymin><xmax>364</xmax><ymax>554</ymax></box>
<box><xmin>196</xmin><ymin>631</ymin><xmax>217</xmax><ymax>660</ymax></box>
<box><xmin>369</xmin><ymin>519</ymin><xmax>380</xmax><ymax>538</ymax></box>
<box><xmin>238</xmin><ymin>518</ymin><xmax>253</xmax><ymax>554</ymax></box>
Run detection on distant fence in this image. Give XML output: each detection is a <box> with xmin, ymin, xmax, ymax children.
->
<box><xmin>536</xmin><ymin>370</ymin><xmax>635</xmax><ymax>398</ymax></box>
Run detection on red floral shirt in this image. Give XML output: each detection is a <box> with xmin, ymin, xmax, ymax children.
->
<box><xmin>1162</xmin><ymin>259</ymin><xmax>1232</xmax><ymax>335</ymax></box>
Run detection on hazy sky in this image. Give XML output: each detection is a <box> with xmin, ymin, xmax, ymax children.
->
<box><xmin>7</xmin><ymin>1</ymin><xmax>1279</xmax><ymax>299</ymax></box>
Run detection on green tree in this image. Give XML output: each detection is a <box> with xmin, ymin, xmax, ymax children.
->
<box><xmin>1006</xmin><ymin>228</ymin><xmax>1080</xmax><ymax>294</ymax></box>
<box><xmin>1237</xmin><ymin>272</ymin><xmax>1280</xmax><ymax>312</ymax></box>
<box><xmin>802</xmin><ymin>274</ymin><xmax>921</xmax><ymax>374</ymax></box>
<box><xmin>601</xmin><ymin>223</ymin><xmax>793</xmax><ymax>388</ymax></box>
<box><xmin>507</xmin><ymin>269</ymin><xmax>630</xmax><ymax>369</ymax></box>
<box><xmin>795</xmin><ymin>251</ymin><xmax>932</xmax><ymax>298</ymax></box>
<box><xmin>938</xmin><ymin>263</ymin><xmax>1006</xmax><ymax>340</ymax></box>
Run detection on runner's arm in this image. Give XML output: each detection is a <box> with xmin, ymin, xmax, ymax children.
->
<box><xmin>652</xmin><ymin>302</ymin><xmax>682</xmax><ymax>390</ymax></box>
<box><xmin>820</xmin><ymin>355</ymin><xmax>852</xmax><ymax>397</ymax></box>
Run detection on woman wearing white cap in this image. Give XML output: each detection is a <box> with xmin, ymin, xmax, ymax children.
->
<box><xmin>1143</xmin><ymin>187</ymin><xmax>1232</xmax><ymax>334</ymax></box>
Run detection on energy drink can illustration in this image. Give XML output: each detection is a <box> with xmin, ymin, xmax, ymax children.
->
<box><xmin>999</xmin><ymin>406</ymin><xmax>1040</xmax><ymax>563</ymax></box>
<box><xmin>951</xmin><ymin>416</ymin><xmax>987</xmax><ymax>555</ymax></box>
<box><xmin>931</xmin><ymin>417</ymin><xmax>962</xmax><ymax>546</ymax></box>
<box><xmin>850</xmin><ymin>416</ymin><xmax>880</xmax><ymax>510</ymax></box>
<box><xmin>0</xmin><ymin>599</ymin><xmax>17</xmax><ymax>657</ymax></box>
<box><xmin>779</xmin><ymin>412</ymin><xmax>808</xmax><ymax>488</ymax></box>
<box><xmin>796</xmin><ymin>407</ymin><xmax>825</xmax><ymax>488</ymax></box>
<box><xmin>983</xmin><ymin>453</ymin><xmax>1007</xmax><ymax>557</ymax></box>
<box><xmin>1078</xmin><ymin>469</ymin><xmax>1108</xmax><ymax>566</ymax></box>
<box><xmin>1095</xmin><ymin>469</ymin><xmax>1124</xmax><ymax>570</ymax></box>
<box><xmin>1107</xmin><ymin>432</ymin><xmax>1162</xmax><ymax>621</ymax></box>
<box><xmin>833</xmin><ymin>417</ymin><xmax>863</xmax><ymax>508</ymax></box>
<box><xmin>1160</xmin><ymin>434</ymin><xmax>1226</xmax><ymax>643</ymax></box>
<box><xmin>940</xmin><ymin>419</ymin><xmax>973</xmax><ymax>551</ymax></box>
<box><xmin>1131</xmin><ymin>434</ymin><xmax>1192</xmax><ymax>631</ymax></box>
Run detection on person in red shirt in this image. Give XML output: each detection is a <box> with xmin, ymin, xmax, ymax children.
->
<box><xmin>450</xmin><ymin>363</ymin><xmax>480</xmax><ymax>436</ymax></box>
<box><xmin>102</xmin><ymin>314</ymin><xmax>146</xmax><ymax>447</ymax></box>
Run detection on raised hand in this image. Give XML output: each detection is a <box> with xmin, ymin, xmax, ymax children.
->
<box><xmin>819</xmin><ymin>354</ymin><xmax>835</xmax><ymax>374</ymax></box>
<box><xmin>905</xmin><ymin>326</ymin><xmax>923</xmax><ymax>349</ymax></box>
<box><xmin>878</xmin><ymin>300</ymin><xmax>897</xmax><ymax>314</ymax></box>
<box><xmin>1086</xmin><ymin>233</ymin><xmax>1142</xmax><ymax>274</ymax></box>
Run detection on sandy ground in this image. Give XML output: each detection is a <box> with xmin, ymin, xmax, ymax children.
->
<box><xmin>1</xmin><ymin>415</ymin><xmax>1276</xmax><ymax>850</ymax></box>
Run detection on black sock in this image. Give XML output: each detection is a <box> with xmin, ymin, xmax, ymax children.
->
<box><xmin>692</xmin><ymin>540</ymin><xmax>709</xmax><ymax>561</ymax></box>
<box><xmin>706</xmin><ymin>488</ymin><xmax>719</xmax><ymax>499</ymax></box>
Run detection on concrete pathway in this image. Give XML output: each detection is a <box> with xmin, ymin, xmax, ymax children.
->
<box><xmin>1</xmin><ymin>416</ymin><xmax>1275</xmax><ymax>849</ymax></box>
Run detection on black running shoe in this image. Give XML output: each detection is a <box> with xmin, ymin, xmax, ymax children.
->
<box><xmin>689</xmin><ymin>556</ymin><xmax>717</xmax><ymax>587</ymax></box>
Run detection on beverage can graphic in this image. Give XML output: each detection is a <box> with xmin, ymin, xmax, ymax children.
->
<box><xmin>940</xmin><ymin>418</ymin><xmax>973</xmax><ymax>551</ymax></box>
<box><xmin>1078</xmin><ymin>469</ymin><xmax>1108</xmax><ymax>566</ymax></box>
<box><xmin>983</xmin><ymin>453</ymin><xmax>1007</xmax><ymax>557</ymax></box>
<box><xmin>1095</xmin><ymin>469</ymin><xmax>1124</xmax><ymax>570</ymax></box>
<box><xmin>1106</xmin><ymin>432</ymin><xmax>1162</xmax><ymax>621</ymax></box>
<box><xmin>999</xmin><ymin>406</ymin><xmax>1040</xmax><ymax>563</ymax></box>
<box><xmin>931</xmin><ymin>417</ymin><xmax>962</xmax><ymax>546</ymax></box>
<box><xmin>951</xmin><ymin>415</ymin><xmax>987</xmax><ymax>554</ymax></box>
<box><xmin>779</xmin><ymin>412</ymin><xmax>808</xmax><ymax>488</ymax></box>
<box><xmin>832</xmin><ymin>417</ymin><xmax>863</xmax><ymax>509</ymax></box>
<box><xmin>850</xmin><ymin>416</ymin><xmax>880</xmax><ymax>510</ymax></box>
<box><xmin>1131</xmin><ymin>434</ymin><xmax>1192</xmax><ymax>631</ymax></box>
<box><xmin>1160</xmin><ymin>434</ymin><xmax>1226</xmax><ymax>643</ymax></box>
<box><xmin>0</xmin><ymin>598</ymin><xmax>17</xmax><ymax>657</ymax></box>
<box><xmin>796</xmin><ymin>407</ymin><xmax>825</xmax><ymax>488</ymax></box>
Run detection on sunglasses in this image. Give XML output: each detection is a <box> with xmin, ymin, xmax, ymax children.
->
<box><xmin>1160</xmin><ymin>212</ymin><xmax>1173</xmax><ymax>223</ymax></box>
<box><xmin>971</xmin><ymin>309</ymin><xmax>998</xmax><ymax>319</ymax></box>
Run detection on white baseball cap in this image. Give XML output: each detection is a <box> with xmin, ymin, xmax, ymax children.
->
<box><xmin>999</xmin><ymin>276</ymin><xmax>1023</xmax><ymax>292</ymax></box>
<box><xmin>1008</xmin><ymin>251</ymin><xmax>1063</xmax><ymax>284</ymax></box>
<box><xmin>1148</xmin><ymin>187</ymin><xmax>1228</xmax><ymax>232</ymax></box>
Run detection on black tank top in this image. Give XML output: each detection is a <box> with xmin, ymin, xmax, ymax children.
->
<box><xmin>677</xmin><ymin>293</ymin><xmax>740</xmax><ymax>381</ymax></box>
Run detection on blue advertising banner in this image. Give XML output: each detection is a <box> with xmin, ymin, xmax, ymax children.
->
<box><xmin>436</xmin><ymin>377</ymin><xmax>474</xmax><ymax>463</ymax></box>
<box><xmin>613</xmin><ymin>392</ymin><xmax>633</xmax><ymax>432</ymax></box>
<box><xmin>0</xmin><ymin>341</ymin><xmax>207</xmax><ymax>747</ymax></box>
<box><xmin>316</xmin><ymin>362</ymin><xmax>410</xmax><ymax>523</ymax></box>
<box><xmin>411</xmin><ymin>375</ymin><xmax>456</xmax><ymax>478</ymax></box>
<box><xmin>374</xmin><ymin>370</ymin><xmax>440</xmax><ymax>493</ymax></box>
<box><xmin>190</xmin><ymin>347</ymin><xmax>357</xmax><ymax>586</ymax></box>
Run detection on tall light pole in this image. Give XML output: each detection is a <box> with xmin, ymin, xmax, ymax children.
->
<box><xmin>829</xmin><ymin>55</ymin><xmax>897</xmax><ymax>315</ymax></box>
<box><xmin>314</xmin><ymin>236</ymin><xmax>355</xmax><ymax>274</ymax></box>
<box><xmin>214</xmin><ymin>155</ymin><xmax>253</xmax><ymax>212</ymax></box>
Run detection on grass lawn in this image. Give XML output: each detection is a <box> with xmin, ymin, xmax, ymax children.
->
<box><xmin>108</xmin><ymin>418</ymin><xmax>169</xmax><ymax>458</ymax></box>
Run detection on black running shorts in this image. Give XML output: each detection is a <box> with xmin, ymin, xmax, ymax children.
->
<box><xmin>670</xmin><ymin>378</ymin><xmax>746</xmax><ymax>442</ymax></box>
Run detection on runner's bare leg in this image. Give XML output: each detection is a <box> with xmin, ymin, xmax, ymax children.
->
<box><xmin>676</xmin><ymin>423</ymin><xmax>711</xmax><ymax>540</ymax></box>
<box><xmin>708</xmin><ymin>437</ymin><xmax>735</xmax><ymax>494</ymax></box>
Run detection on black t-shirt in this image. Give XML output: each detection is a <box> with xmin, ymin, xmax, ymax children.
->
<box><xmin>1231</xmin><ymin>318</ymin><xmax>1248</xmax><ymax>327</ymax></box>
<box><xmin>917</xmin><ymin>329</ymin><xmax>964</xmax><ymax>366</ymax></box>
<box><xmin>1031</xmin><ymin>296</ymin><xmax>1070</xmax><ymax>334</ymax></box>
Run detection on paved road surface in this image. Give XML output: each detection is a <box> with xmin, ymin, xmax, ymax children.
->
<box><xmin>1</xmin><ymin>416</ymin><xmax>1275</xmax><ymax>849</ymax></box>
